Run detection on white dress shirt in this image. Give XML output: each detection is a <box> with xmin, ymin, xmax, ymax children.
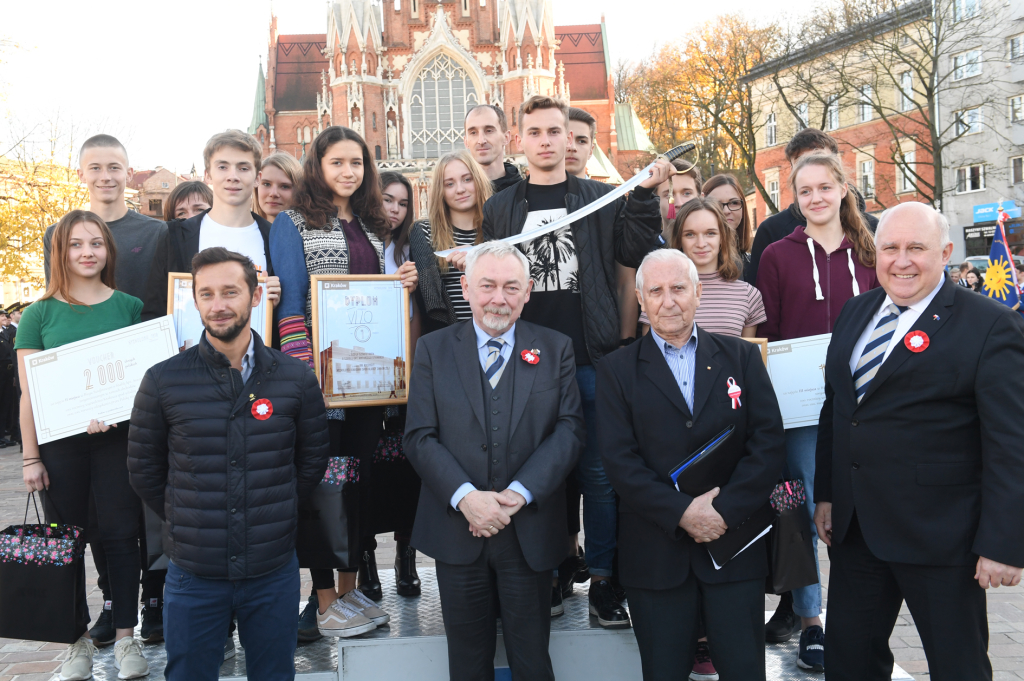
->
<box><xmin>450</xmin><ymin>320</ymin><xmax>533</xmax><ymax>510</ymax></box>
<box><xmin>848</xmin><ymin>276</ymin><xmax>945</xmax><ymax>374</ymax></box>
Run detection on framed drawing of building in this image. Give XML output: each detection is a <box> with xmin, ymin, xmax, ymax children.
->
<box><xmin>310</xmin><ymin>274</ymin><xmax>412</xmax><ymax>408</ymax></box>
<box><xmin>167</xmin><ymin>273</ymin><xmax>272</xmax><ymax>352</ymax></box>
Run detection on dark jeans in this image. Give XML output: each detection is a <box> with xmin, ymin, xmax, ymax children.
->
<box><xmin>435</xmin><ymin>521</ymin><xmax>553</xmax><ymax>681</ymax></box>
<box><xmin>574</xmin><ymin>364</ymin><xmax>616</xmax><ymax>577</ymax></box>
<box><xmin>164</xmin><ymin>554</ymin><xmax>300</xmax><ymax>681</ymax></box>
<box><xmin>40</xmin><ymin>426</ymin><xmax>141</xmax><ymax>629</ymax></box>
<box><xmin>628</xmin><ymin>576</ymin><xmax>765</xmax><ymax>681</ymax></box>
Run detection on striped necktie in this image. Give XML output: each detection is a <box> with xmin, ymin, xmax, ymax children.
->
<box><xmin>484</xmin><ymin>338</ymin><xmax>506</xmax><ymax>388</ymax></box>
<box><xmin>853</xmin><ymin>303</ymin><xmax>907</xmax><ymax>403</ymax></box>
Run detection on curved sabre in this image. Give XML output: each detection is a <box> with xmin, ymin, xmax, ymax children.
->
<box><xmin>434</xmin><ymin>142</ymin><xmax>696</xmax><ymax>257</ymax></box>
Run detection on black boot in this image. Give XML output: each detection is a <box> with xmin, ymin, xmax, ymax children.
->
<box><xmin>766</xmin><ymin>591</ymin><xmax>801</xmax><ymax>643</ymax></box>
<box><xmin>395</xmin><ymin>542</ymin><xmax>422</xmax><ymax>597</ymax></box>
<box><xmin>358</xmin><ymin>549</ymin><xmax>383</xmax><ymax>602</ymax></box>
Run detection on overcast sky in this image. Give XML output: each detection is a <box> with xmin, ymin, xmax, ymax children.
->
<box><xmin>1</xmin><ymin>0</ymin><xmax>816</xmax><ymax>172</ymax></box>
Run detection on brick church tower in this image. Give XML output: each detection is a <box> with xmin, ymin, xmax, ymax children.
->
<box><xmin>248</xmin><ymin>1</ymin><xmax>651</xmax><ymax>218</ymax></box>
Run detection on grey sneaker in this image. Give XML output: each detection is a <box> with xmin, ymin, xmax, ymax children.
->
<box><xmin>59</xmin><ymin>637</ymin><xmax>97</xmax><ymax>681</ymax></box>
<box><xmin>113</xmin><ymin>637</ymin><xmax>149</xmax><ymax>679</ymax></box>
<box><xmin>342</xmin><ymin>588</ymin><xmax>391</xmax><ymax>626</ymax></box>
<box><xmin>223</xmin><ymin>636</ymin><xmax>236</xmax><ymax>661</ymax></box>
<box><xmin>316</xmin><ymin>598</ymin><xmax>376</xmax><ymax>638</ymax></box>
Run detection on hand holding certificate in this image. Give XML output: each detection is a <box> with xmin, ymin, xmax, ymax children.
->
<box><xmin>24</xmin><ymin>316</ymin><xmax>179</xmax><ymax>444</ymax></box>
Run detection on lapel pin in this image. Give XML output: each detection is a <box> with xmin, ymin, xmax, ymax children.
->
<box><xmin>727</xmin><ymin>377</ymin><xmax>742</xmax><ymax>409</ymax></box>
<box><xmin>252</xmin><ymin>398</ymin><xmax>274</xmax><ymax>420</ymax></box>
<box><xmin>521</xmin><ymin>349</ymin><xmax>539</xmax><ymax>365</ymax></box>
<box><xmin>904</xmin><ymin>330</ymin><xmax>930</xmax><ymax>353</ymax></box>
<box><xmin>933</xmin><ymin>314</ymin><xmax>940</xmax><ymax>321</ymax></box>
<box><xmin>249</xmin><ymin>393</ymin><xmax>256</xmax><ymax>401</ymax></box>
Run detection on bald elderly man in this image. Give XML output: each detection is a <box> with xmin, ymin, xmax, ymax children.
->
<box><xmin>814</xmin><ymin>202</ymin><xmax>1024</xmax><ymax>680</ymax></box>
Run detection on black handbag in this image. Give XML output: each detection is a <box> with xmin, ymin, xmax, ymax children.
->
<box><xmin>296</xmin><ymin>456</ymin><xmax>356</xmax><ymax>570</ymax></box>
<box><xmin>765</xmin><ymin>480</ymin><xmax>819</xmax><ymax>595</ymax></box>
<box><xmin>0</xmin><ymin>493</ymin><xmax>88</xmax><ymax>643</ymax></box>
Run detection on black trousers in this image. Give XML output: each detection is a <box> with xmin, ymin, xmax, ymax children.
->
<box><xmin>627</xmin><ymin>575</ymin><xmax>765</xmax><ymax>681</ymax></box>
<box><xmin>435</xmin><ymin>522</ymin><xmax>553</xmax><ymax>681</ymax></box>
<box><xmin>91</xmin><ymin>504</ymin><xmax>166</xmax><ymax>605</ymax></box>
<box><xmin>825</xmin><ymin>516</ymin><xmax>991</xmax><ymax>681</ymax></box>
<box><xmin>40</xmin><ymin>426</ymin><xmax>141</xmax><ymax>629</ymax></box>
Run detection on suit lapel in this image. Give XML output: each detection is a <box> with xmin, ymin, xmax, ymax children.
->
<box><xmin>453</xmin><ymin>322</ymin><xmax>487</xmax><ymax>431</ymax></box>
<box><xmin>837</xmin><ymin>288</ymin><xmax>887</xmax><ymax>400</ymax></box>
<box><xmin>858</xmin><ymin>280</ymin><xmax>955</xmax><ymax>405</ymax></box>
<box><xmin>691</xmin><ymin>328</ymin><xmax>721</xmax><ymax>422</ymax></box>
<box><xmin>509</xmin><ymin>326</ymin><xmax>538</xmax><ymax>438</ymax></box>
<box><xmin>640</xmin><ymin>333</ymin><xmax>692</xmax><ymax>419</ymax></box>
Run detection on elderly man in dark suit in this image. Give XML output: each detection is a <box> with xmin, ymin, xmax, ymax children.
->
<box><xmin>597</xmin><ymin>248</ymin><xmax>787</xmax><ymax>681</ymax></box>
<box><xmin>815</xmin><ymin>201</ymin><xmax>1024</xmax><ymax>681</ymax></box>
<box><xmin>404</xmin><ymin>240</ymin><xmax>585</xmax><ymax>681</ymax></box>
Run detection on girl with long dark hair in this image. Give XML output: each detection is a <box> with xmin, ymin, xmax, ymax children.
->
<box><xmin>269</xmin><ymin>126</ymin><xmax>417</xmax><ymax>641</ymax></box>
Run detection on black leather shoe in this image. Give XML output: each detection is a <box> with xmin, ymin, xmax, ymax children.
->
<box><xmin>766</xmin><ymin>593</ymin><xmax>801</xmax><ymax>643</ymax></box>
<box><xmin>551</xmin><ymin>584</ymin><xmax>564</xmax><ymax>617</ymax></box>
<box><xmin>588</xmin><ymin>580</ymin><xmax>630</xmax><ymax>628</ymax></box>
<box><xmin>297</xmin><ymin>593</ymin><xmax>323</xmax><ymax>643</ymax></box>
<box><xmin>358</xmin><ymin>550</ymin><xmax>383</xmax><ymax>602</ymax></box>
<box><xmin>557</xmin><ymin>549</ymin><xmax>589</xmax><ymax>598</ymax></box>
<box><xmin>395</xmin><ymin>542</ymin><xmax>421</xmax><ymax>597</ymax></box>
<box><xmin>610</xmin><ymin>576</ymin><xmax>627</xmax><ymax>604</ymax></box>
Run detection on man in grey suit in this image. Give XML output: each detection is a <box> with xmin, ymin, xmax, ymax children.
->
<box><xmin>405</xmin><ymin>240</ymin><xmax>586</xmax><ymax>681</ymax></box>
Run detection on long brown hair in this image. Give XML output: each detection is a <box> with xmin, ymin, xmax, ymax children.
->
<box><xmin>670</xmin><ymin>198</ymin><xmax>743</xmax><ymax>282</ymax></box>
<box><xmin>380</xmin><ymin>171</ymin><xmax>414</xmax><ymax>268</ymax></box>
<box><xmin>702</xmin><ymin>174</ymin><xmax>753</xmax><ymax>252</ymax></box>
<box><xmin>294</xmin><ymin>126</ymin><xmax>387</xmax><ymax>236</ymax></box>
<box><xmin>43</xmin><ymin>210</ymin><xmax>118</xmax><ymax>305</ymax></box>
<box><xmin>790</xmin><ymin>152</ymin><xmax>875</xmax><ymax>268</ymax></box>
<box><xmin>254</xmin><ymin>152</ymin><xmax>304</xmax><ymax>220</ymax></box>
<box><xmin>426</xmin><ymin>150</ymin><xmax>492</xmax><ymax>271</ymax></box>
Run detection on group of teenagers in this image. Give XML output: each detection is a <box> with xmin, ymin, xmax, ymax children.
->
<box><xmin>9</xmin><ymin>92</ymin><xmax>1023</xmax><ymax>681</ymax></box>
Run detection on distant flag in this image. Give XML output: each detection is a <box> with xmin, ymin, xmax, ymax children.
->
<box><xmin>981</xmin><ymin>204</ymin><xmax>1021</xmax><ymax>313</ymax></box>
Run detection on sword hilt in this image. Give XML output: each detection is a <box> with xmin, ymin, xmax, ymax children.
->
<box><xmin>662</xmin><ymin>142</ymin><xmax>696</xmax><ymax>162</ymax></box>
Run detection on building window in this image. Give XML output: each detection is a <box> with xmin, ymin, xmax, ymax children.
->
<box><xmin>372</xmin><ymin>113</ymin><xmax>377</xmax><ymax>131</ymax></box>
<box><xmin>952</xmin><ymin>0</ymin><xmax>978</xmax><ymax>21</ymax></box>
<box><xmin>795</xmin><ymin>102</ymin><xmax>808</xmax><ymax>130</ymax></box>
<box><xmin>858</xmin><ymin>85</ymin><xmax>873</xmax><ymax>122</ymax></box>
<box><xmin>411</xmin><ymin>0</ymin><xmax>418</xmax><ymax>17</ymax></box>
<box><xmin>899</xmin><ymin>71</ymin><xmax>914</xmax><ymax>112</ymax></box>
<box><xmin>410</xmin><ymin>54</ymin><xmax>480</xmax><ymax>158</ymax></box>
<box><xmin>765</xmin><ymin>112</ymin><xmax>776</xmax><ymax>146</ymax></box>
<box><xmin>956</xmin><ymin>164</ymin><xmax>985</xmax><ymax>192</ymax></box>
<box><xmin>1011</xmin><ymin>34</ymin><xmax>1024</xmax><ymax>60</ymax></box>
<box><xmin>859</xmin><ymin>160</ymin><xmax>875</xmax><ymax>198</ymax></box>
<box><xmin>161</xmin><ymin>181</ymin><xmax>169</xmax><ymax>189</ymax></box>
<box><xmin>375</xmin><ymin>145</ymin><xmax>382</xmax><ymax>160</ymax></box>
<box><xmin>1010</xmin><ymin>95</ymin><xmax>1024</xmax><ymax>123</ymax></box>
<box><xmin>824</xmin><ymin>97</ymin><xmax>839</xmax><ymax>131</ymax></box>
<box><xmin>149</xmin><ymin>199</ymin><xmax>162</xmax><ymax>213</ymax></box>
<box><xmin>955</xmin><ymin>107</ymin><xmax>983</xmax><ymax>135</ymax></box>
<box><xmin>952</xmin><ymin>50</ymin><xmax>982</xmax><ymax>80</ymax></box>
<box><xmin>1012</xmin><ymin>156</ymin><xmax>1023</xmax><ymax>184</ymax></box>
<box><xmin>898</xmin><ymin>150</ymin><xmax>915</xmax><ymax>193</ymax></box>
<box><xmin>768</xmin><ymin>179</ymin><xmax>780</xmax><ymax>210</ymax></box>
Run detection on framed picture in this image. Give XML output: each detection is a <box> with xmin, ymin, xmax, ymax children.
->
<box><xmin>743</xmin><ymin>337</ymin><xmax>769</xmax><ymax>367</ymax></box>
<box><xmin>311</xmin><ymin>274</ymin><xmax>412</xmax><ymax>408</ymax></box>
<box><xmin>166</xmin><ymin>272</ymin><xmax>273</xmax><ymax>352</ymax></box>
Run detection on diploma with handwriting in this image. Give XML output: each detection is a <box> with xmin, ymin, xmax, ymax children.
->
<box><xmin>765</xmin><ymin>333</ymin><xmax>831</xmax><ymax>430</ymax></box>
<box><xmin>24</xmin><ymin>316</ymin><xmax>179</xmax><ymax>445</ymax></box>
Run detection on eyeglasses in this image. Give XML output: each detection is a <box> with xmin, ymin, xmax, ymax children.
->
<box><xmin>718</xmin><ymin>199</ymin><xmax>744</xmax><ymax>212</ymax></box>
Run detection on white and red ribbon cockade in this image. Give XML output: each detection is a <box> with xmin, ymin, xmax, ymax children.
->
<box><xmin>521</xmin><ymin>349</ymin><xmax>539</xmax><ymax>365</ymax></box>
<box><xmin>727</xmin><ymin>377</ymin><xmax>742</xmax><ymax>409</ymax></box>
<box><xmin>252</xmin><ymin>398</ymin><xmax>273</xmax><ymax>420</ymax></box>
<box><xmin>904</xmin><ymin>330</ymin><xmax>930</xmax><ymax>353</ymax></box>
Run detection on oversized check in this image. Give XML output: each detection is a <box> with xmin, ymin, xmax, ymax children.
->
<box><xmin>765</xmin><ymin>333</ymin><xmax>832</xmax><ymax>430</ymax></box>
<box><xmin>24</xmin><ymin>316</ymin><xmax>179</xmax><ymax>445</ymax></box>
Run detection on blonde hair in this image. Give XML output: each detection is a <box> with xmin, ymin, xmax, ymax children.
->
<box><xmin>427</xmin><ymin>150</ymin><xmax>493</xmax><ymax>271</ymax></box>
<box><xmin>254</xmin><ymin>152</ymin><xmax>304</xmax><ymax>219</ymax></box>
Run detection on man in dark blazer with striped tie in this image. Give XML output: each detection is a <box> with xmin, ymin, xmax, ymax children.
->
<box><xmin>815</xmin><ymin>202</ymin><xmax>1024</xmax><ymax>681</ymax></box>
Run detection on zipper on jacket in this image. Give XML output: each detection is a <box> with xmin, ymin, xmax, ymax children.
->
<box><xmin>826</xmin><ymin>252</ymin><xmax>831</xmax><ymax>332</ymax></box>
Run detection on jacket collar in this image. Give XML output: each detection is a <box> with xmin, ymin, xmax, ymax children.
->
<box><xmin>783</xmin><ymin>224</ymin><xmax>854</xmax><ymax>251</ymax></box>
<box><xmin>638</xmin><ymin>325</ymin><xmax>721</xmax><ymax>421</ymax></box>
<box><xmin>198</xmin><ymin>329</ymin><xmax>272</xmax><ymax>373</ymax></box>
<box><xmin>513</xmin><ymin>171</ymin><xmax>581</xmax><ymax>204</ymax></box>
<box><xmin>172</xmin><ymin>209</ymin><xmax>274</xmax><ymax>275</ymax></box>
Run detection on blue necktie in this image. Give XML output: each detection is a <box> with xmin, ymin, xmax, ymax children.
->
<box><xmin>853</xmin><ymin>303</ymin><xmax>907</xmax><ymax>402</ymax></box>
<box><xmin>484</xmin><ymin>338</ymin><xmax>506</xmax><ymax>388</ymax></box>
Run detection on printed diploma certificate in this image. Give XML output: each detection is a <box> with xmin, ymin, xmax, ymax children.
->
<box><xmin>24</xmin><ymin>316</ymin><xmax>179</xmax><ymax>444</ymax></box>
<box><xmin>765</xmin><ymin>333</ymin><xmax>832</xmax><ymax>429</ymax></box>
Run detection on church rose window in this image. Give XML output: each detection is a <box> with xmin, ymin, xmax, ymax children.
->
<box><xmin>410</xmin><ymin>54</ymin><xmax>479</xmax><ymax>158</ymax></box>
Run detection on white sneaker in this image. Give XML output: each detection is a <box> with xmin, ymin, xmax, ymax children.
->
<box><xmin>59</xmin><ymin>637</ymin><xmax>97</xmax><ymax>681</ymax></box>
<box><xmin>341</xmin><ymin>588</ymin><xmax>391</xmax><ymax>625</ymax></box>
<box><xmin>113</xmin><ymin>637</ymin><xmax>149</xmax><ymax>679</ymax></box>
<box><xmin>316</xmin><ymin>598</ymin><xmax>377</xmax><ymax>638</ymax></box>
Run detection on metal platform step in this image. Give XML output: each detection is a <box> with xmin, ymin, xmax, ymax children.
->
<box><xmin>78</xmin><ymin>568</ymin><xmax>912</xmax><ymax>680</ymax></box>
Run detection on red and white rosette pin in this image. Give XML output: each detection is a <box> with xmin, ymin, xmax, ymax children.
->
<box><xmin>521</xmin><ymin>349</ymin><xmax>540</xmax><ymax>365</ymax></box>
<box><xmin>726</xmin><ymin>377</ymin><xmax>742</xmax><ymax>409</ymax></box>
<box><xmin>252</xmin><ymin>398</ymin><xmax>273</xmax><ymax>420</ymax></box>
<box><xmin>904</xmin><ymin>330</ymin><xmax>930</xmax><ymax>353</ymax></box>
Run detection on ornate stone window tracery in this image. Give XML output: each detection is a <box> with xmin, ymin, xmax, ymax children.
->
<box><xmin>409</xmin><ymin>54</ymin><xmax>479</xmax><ymax>158</ymax></box>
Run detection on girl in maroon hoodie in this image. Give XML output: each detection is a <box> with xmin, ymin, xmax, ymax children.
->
<box><xmin>755</xmin><ymin>151</ymin><xmax>878</xmax><ymax>672</ymax></box>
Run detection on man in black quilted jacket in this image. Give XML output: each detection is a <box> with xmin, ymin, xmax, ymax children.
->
<box><xmin>127</xmin><ymin>247</ymin><xmax>329</xmax><ymax>681</ymax></box>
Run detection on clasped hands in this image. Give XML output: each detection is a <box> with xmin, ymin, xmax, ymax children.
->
<box><xmin>458</xmin><ymin>489</ymin><xmax>526</xmax><ymax>538</ymax></box>
<box><xmin>679</xmin><ymin>487</ymin><xmax>727</xmax><ymax>543</ymax></box>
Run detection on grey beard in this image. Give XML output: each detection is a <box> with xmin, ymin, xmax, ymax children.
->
<box><xmin>481</xmin><ymin>306</ymin><xmax>512</xmax><ymax>331</ymax></box>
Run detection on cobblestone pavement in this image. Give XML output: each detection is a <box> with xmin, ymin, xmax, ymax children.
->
<box><xmin>0</xmin><ymin>444</ymin><xmax>1021</xmax><ymax>680</ymax></box>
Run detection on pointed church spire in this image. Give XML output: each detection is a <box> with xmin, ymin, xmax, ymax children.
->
<box><xmin>248</xmin><ymin>59</ymin><xmax>268</xmax><ymax>135</ymax></box>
